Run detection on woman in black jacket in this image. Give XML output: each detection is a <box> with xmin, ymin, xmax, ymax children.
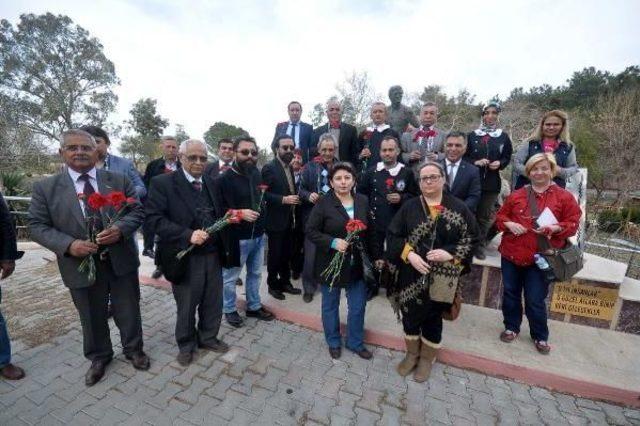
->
<box><xmin>306</xmin><ymin>162</ymin><xmax>380</xmax><ymax>360</ymax></box>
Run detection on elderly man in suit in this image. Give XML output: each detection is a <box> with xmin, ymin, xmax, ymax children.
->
<box><xmin>0</xmin><ymin>192</ymin><xmax>25</xmax><ymax>380</ymax></box>
<box><xmin>312</xmin><ymin>100</ymin><xmax>359</xmax><ymax>166</ymax></box>
<box><xmin>262</xmin><ymin>135</ymin><xmax>303</xmax><ymax>300</ymax></box>
<box><xmin>80</xmin><ymin>125</ymin><xmax>146</xmax><ymax>199</ymax></box>
<box><xmin>28</xmin><ymin>129</ymin><xmax>149</xmax><ymax>386</ymax></box>
<box><xmin>441</xmin><ymin>132</ymin><xmax>481</xmax><ymax>213</ymax></box>
<box><xmin>273</xmin><ymin>101</ymin><xmax>314</xmax><ymax>163</ymax></box>
<box><xmin>146</xmin><ymin>139</ymin><xmax>230</xmax><ymax>366</ymax></box>
<box><xmin>400</xmin><ymin>103</ymin><xmax>446</xmax><ymax>173</ymax></box>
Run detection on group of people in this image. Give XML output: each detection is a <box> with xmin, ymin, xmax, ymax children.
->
<box><xmin>0</xmin><ymin>88</ymin><xmax>582</xmax><ymax>387</ymax></box>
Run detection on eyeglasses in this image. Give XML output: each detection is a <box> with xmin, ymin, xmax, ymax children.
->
<box><xmin>238</xmin><ymin>149</ymin><xmax>258</xmax><ymax>157</ymax></box>
<box><xmin>280</xmin><ymin>146</ymin><xmax>295</xmax><ymax>151</ymax></box>
<box><xmin>63</xmin><ymin>145</ymin><xmax>95</xmax><ymax>152</ymax></box>
<box><xmin>419</xmin><ymin>175</ymin><xmax>442</xmax><ymax>183</ymax></box>
<box><xmin>186</xmin><ymin>155</ymin><xmax>208</xmax><ymax>163</ymax></box>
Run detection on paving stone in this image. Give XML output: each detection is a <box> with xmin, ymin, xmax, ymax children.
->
<box><xmin>377</xmin><ymin>402</ymin><xmax>403</xmax><ymax>425</ymax></box>
<box><xmin>209</xmin><ymin>389</ymin><xmax>247</xmax><ymax>420</ymax></box>
<box><xmin>307</xmin><ymin>394</ymin><xmax>336</xmax><ymax>425</ymax></box>
<box><xmin>204</xmin><ymin>374</ymin><xmax>238</xmax><ymax>401</ymax></box>
<box><xmin>178</xmin><ymin>394</ymin><xmax>220</xmax><ymax>424</ymax></box>
<box><xmin>354</xmin><ymin>407</ymin><xmax>381</xmax><ymax>425</ymax></box>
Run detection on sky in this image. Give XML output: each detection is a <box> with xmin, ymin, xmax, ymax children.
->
<box><xmin>2</xmin><ymin>0</ymin><xmax>639</xmax><ymax>152</ymax></box>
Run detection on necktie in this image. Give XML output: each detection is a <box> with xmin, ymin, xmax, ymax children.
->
<box><xmin>192</xmin><ymin>180</ymin><xmax>202</xmax><ymax>192</ymax></box>
<box><xmin>79</xmin><ymin>174</ymin><xmax>103</xmax><ymax>231</ymax></box>
<box><xmin>290</xmin><ymin>122</ymin><xmax>297</xmax><ymax>144</ymax></box>
<box><xmin>448</xmin><ymin>164</ymin><xmax>456</xmax><ymax>187</ymax></box>
<box><xmin>80</xmin><ymin>174</ymin><xmax>95</xmax><ymax>197</ymax></box>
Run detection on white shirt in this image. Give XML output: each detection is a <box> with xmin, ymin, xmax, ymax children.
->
<box><xmin>218</xmin><ymin>159</ymin><xmax>231</xmax><ymax>169</ymax></box>
<box><xmin>287</xmin><ymin>121</ymin><xmax>300</xmax><ymax>148</ymax></box>
<box><xmin>445</xmin><ymin>159</ymin><xmax>461</xmax><ymax>185</ymax></box>
<box><xmin>375</xmin><ymin>161</ymin><xmax>404</xmax><ymax>176</ymax></box>
<box><xmin>182</xmin><ymin>169</ymin><xmax>201</xmax><ymax>185</ymax></box>
<box><xmin>366</xmin><ymin>124</ymin><xmax>391</xmax><ymax>133</ymax></box>
<box><xmin>67</xmin><ymin>167</ymin><xmax>98</xmax><ymax>216</ymax></box>
<box><xmin>165</xmin><ymin>159</ymin><xmax>178</xmax><ymax>171</ymax></box>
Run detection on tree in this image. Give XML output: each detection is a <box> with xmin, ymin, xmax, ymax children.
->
<box><xmin>335</xmin><ymin>71</ymin><xmax>379</xmax><ymax>130</ymax></box>
<box><xmin>174</xmin><ymin>124</ymin><xmax>189</xmax><ymax>142</ymax></box>
<box><xmin>120</xmin><ymin>98</ymin><xmax>168</xmax><ymax>166</ymax></box>
<box><xmin>202</xmin><ymin>122</ymin><xmax>248</xmax><ymax>151</ymax></box>
<box><xmin>308</xmin><ymin>103</ymin><xmax>325</xmax><ymax>127</ymax></box>
<box><xmin>0</xmin><ymin>13</ymin><xmax>119</xmax><ymax>142</ymax></box>
<box><xmin>416</xmin><ymin>85</ymin><xmax>478</xmax><ymax>132</ymax></box>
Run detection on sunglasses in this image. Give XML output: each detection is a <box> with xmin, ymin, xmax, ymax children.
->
<box><xmin>238</xmin><ymin>149</ymin><xmax>258</xmax><ymax>157</ymax></box>
<box><xmin>280</xmin><ymin>146</ymin><xmax>295</xmax><ymax>151</ymax></box>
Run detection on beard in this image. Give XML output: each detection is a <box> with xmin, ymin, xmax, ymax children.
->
<box><xmin>280</xmin><ymin>152</ymin><xmax>294</xmax><ymax>164</ymax></box>
<box><xmin>236</xmin><ymin>158</ymin><xmax>257</xmax><ymax>174</ymax></box>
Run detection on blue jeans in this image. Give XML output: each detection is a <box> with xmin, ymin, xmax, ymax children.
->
<box><xmin>222</xmin><ymin>235</ymin><xmax>265</xmax><ymax>313</ymax></box>
<box><xmin>501</xmin><ymin>258</ymin><xmax>550</xmax><ymax>341</ymax></box>
<box><xmin>321</xmin><ymin>280</ymin><xmax>367</xmax><ymax>351</ymax></box>
<box><xmin>0</xmin><ymin>287</ymin><xmax>11</xmax><ymax>368</ymax></box>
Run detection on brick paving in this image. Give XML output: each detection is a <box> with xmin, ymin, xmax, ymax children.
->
<box><xmin>1</xmin><ymin>252</ymin><xmax>640</xmax><ymax>425</ymax></box>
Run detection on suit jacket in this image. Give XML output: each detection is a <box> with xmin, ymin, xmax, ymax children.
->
<box><xmin>204</xmin><ymin>160</ymin><xmax>232</xmax><ymax>180</ymax></box>
<box><xmin>143</xmin><ymin>157</ymin><xmax>181</xmax><ymax>188</ymax></box>
<box><xmin>106</xmin><ymin>154</ymin><xmax>146</xmax><ymax>199</ymax></box>
<box><xmin>28</xmin><ymin>169</ymin><xmax>144</xmax><ymax>289</ymax></box>
<box><xmin>441</xmin><ymin>159</ymin><xmax>482</xmax><ymax>213</ymax></box>
<box><xmin>400</xmin><ymin>126</ymin><xmax>446</xmax><ymax>170</ymax></box>
<box><xmin>145</xmin><ymin>170</ymin><xmax>226</xmax><ymax>261</ymax></box>
<box><xmin>312</xmin><ymin>122</ymin><xmax>359</xmax><ymax>166</ymax></box>
<box><xmin>261</xmin><ymin>158</ymin><xmax>296</xmax><ymax>233</ymax></box>
<box><xmin>0</xmin><ymin>192</ymin><xmax>23</xmax><ymax>262</ymax></box>
<box><xmin>273</xmin><ymin>121</ymin><xmax>314</xmax><ymax>163</ymax></box>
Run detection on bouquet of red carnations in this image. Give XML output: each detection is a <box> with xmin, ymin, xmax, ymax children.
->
<box><xmin>176</xmin><ymin>209</ymin><xmax>243</xmax><ymax>260</ymax></box>
<box><xmin>321</xmin><ymin>219</ymin><xmax>367</xmax><ymax>287</ymax></box>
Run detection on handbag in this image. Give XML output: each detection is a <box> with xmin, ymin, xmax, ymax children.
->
<box><xmin>156</xmin><ymin>243</ymin><xmax>188</xmax><ymax>284</ymax></box>
<box><xmin>442</xmin><ymin>291</ymin><xmax>462</xmax><ymax>321</ymax></box>
<box><xmin>428</xmin><ymin>261</ymin><xmax>460</xmax><ymax>304</ymax></box>
<box><xmin>527</xmin><ymin>187</ymin><xmax>583</xmax><ymax>282</ymax></box>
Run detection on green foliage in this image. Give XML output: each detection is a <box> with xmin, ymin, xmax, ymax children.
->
<box><xmin>202</xmin><ymin>122</ymin><xmax>248</xmax><ymax>151</ymax></box>
<box><xmin>0</xmin><ymin>13</ymin><xmax>119</xmax><ymax>142</ymax></box>
<box><xmin>0</xmin><ymin>171</ymin><xmax>26</xmax><ymax>195</ymax></box>
<box><xmin>120</xmin><ymin>98</ymin><xmax>168</xmax><ymax>165</ymax></box>
<box><xmin>308</xmin><ymin>103</ymin><xmax>325</xmax><ymax>127</ymax></box>
<box><xmin>417</xmin><ymin>85</ymin><xmax>478</xmax><ymax>132</ymax></box>
<box><xmin>174</xmin><ymin>124</ymin><xmax>190</xmax><ymax>143</ymax></box>
<box><xmin>598</xmin><ymin>207</ymin><xmax>640</xmax><ymax>233</ymax></box>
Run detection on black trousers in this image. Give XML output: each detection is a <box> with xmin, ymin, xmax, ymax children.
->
<box><xmin>172</xmin><ymin>252</ymin><xmax>223</xmax><ymax>354</ymax></box>
<box><xmin>69</xmin><ymin>260</ymin><xmax>144</xmax><ymax>362</ymax></box>
<box><xmin>476</xmin><ymin>191</ymin><xmax>499</xmax><ymax>245</ymax></box>
<box><xmin>290</xmin><ymin>227</ymin><xmax>304</xmax><ymax>277</ymax></box>
<box><xmin>401</xmin><ymin>299</ymin><xmax>449</xmax><ymax>344</ymax></box>
<box><xmin>266</xmin><ymin>229</ymin><xmax>294</xmax><ymax>291</ymax></box>
<box><xmin>301</xmin><ymin>236</ymin><xmax>318</xmax><ymax>295</ymax></box>
<box><xmin>142</xmin><ymin>220</ymin><xmax>155</xmax><ymax>251</ymax></box>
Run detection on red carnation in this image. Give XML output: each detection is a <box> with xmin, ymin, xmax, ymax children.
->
<box><xmin>345</xmin><ymin>219</ymin><xmax>367</xmax><ymax>233</ymax></box>
<box><xmin>106</xmin><ymin>191</ymin><xmax>127</xmax><ymax>210</ymax></box>
<box><xmin>87</xmin><ymin>193</ymin><xmax>108</xmax><ymax>210</ymax></box>
<box><xmin>385</xmin><ymin>178</ymin><xmax>395</xmax><ymax>190</ymax></box>
<box><xmin>257</xmin><ymin>184</ymin><xmax>269</xmax><ymax>192</ymax></box>
<box><xmin>126</xmin><ymin>197</ymin><xmax>137</xmax><ymax>204</ymax></box>
<box><xmin>425</xmin><ymin>129</ymin><xmax>437</xmax><ymax>138</ymax></box>
<box><xmin>313</xmin><ymin>156</ymin><xmax>323</xmax><ymax>164</ymax></box>
<box><xmin>433</xmin><ymin>205</ymin><xmax>445</xmax><ymax>216</ymax></box>
<box><xmin>413</xmin><ymin>130</ymin><xmax>427</xmax><ymax>142</ymax></box>
<box><xmin>294</xmin><ymin>148</ymin><xmax>303</xmax><ymax>156</ymax></box>
<box><xmin>227</xmin><ymin>209</ymin><xmax>243</xmax><ymax>224</ymax></box>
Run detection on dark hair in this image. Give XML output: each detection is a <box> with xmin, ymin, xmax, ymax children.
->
<box><xmin>380</xmin><ymin>135</ymin><xmax>400</xmax><ymax>149</ymax></box>
<box><xmin>233</xmin><ymin>135</ymin><xmax>256</xmax><ymax>151</ymax></box>
<box><xmin>417</xmin><ymin>161</ymin><xmax>445</xmax><ymax>177</ymax></box>
<box><xmin>218</xmin><ymin>138</ymin><xmax>233</xmax><ymax>148</ymax></box>
<box><xmin>79</xmin><ymin>125</ymin><xmax>110</xmax><ymax>145</ymax></box>
<box><xmin>328</xmin><ymin>161</ymin><xmax>357</xmax><ymax>181</ymax></box>
<box><xmin>288</xmin><ymin>101</ymin><xmax>302</xmax><ymax>110</ymax></box>
<box><xmin>271</xmin><ymin>134</ymin><xmax>294</xmax><ymax>151</ymax></box>
<box><xmin>445</xmin><ymin>131</ymin><xmax>467</xmax><ymax>141</ymax></box>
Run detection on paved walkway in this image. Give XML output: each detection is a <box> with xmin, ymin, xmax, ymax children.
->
<box><xmin>1</xmin><ymin>249</ymin><xmax>640</xmax><ymax>425</ymax></box>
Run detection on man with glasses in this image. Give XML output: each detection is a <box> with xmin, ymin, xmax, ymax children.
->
<box><xmin>146</xmin><ymin>139</ymin><xmax>229</xmax><ymax>366</ymax></box>
<box><xmin>28</xmin><ymin>129</ymin><xmax>149</xmax><ymax>385</ymax></box>
<box><xmin>213</xmin><ymin>136</ymin><xmax>274</xmax><ymax>328</ymax></box>
<box><xmin>262</xmin><ymin>135</ymin><xmax>303</xmax><ymax>300</ymax></box>
<box><xmin>312</xmin><ymin>100</ymin><xmax>359</xmax><ymax>166</ymax></box>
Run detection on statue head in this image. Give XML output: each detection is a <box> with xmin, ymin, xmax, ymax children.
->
<box><xmin>388</xmin><ymin>85</ymin><xmax>404</xmax><ymax>105</ymax></box>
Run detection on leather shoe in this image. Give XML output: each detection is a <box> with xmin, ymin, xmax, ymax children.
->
<box><xmin>302</xmin><ymin>293</ymin><xmax>313</xmax><ymax>303</ymax></box>
<box><xmin>199</xmin><ymin>338</ymin><xmax>229</xmax><ymax>353</ymax></box>
<box><xmin>125</xmin><ymin>351</ymin><xmax>150</xmax><ymax>370</ymax></box>
<box><xmin>0</xmin><ymin>363</ymin><xmax>25</xmax><ymax>380</ymax></box>
<box><xmin>176</xmin><ymin>352</ymin><xmax>193</xmax><ymax>367</ymax></box>
<box><xmin>351</xmin><ymin>348</ymin><xmax>373</xmax><ymax>360</ymax></box>
<box><xmin>246</xmin><ymin>307</ymin><xmax>274</xmax><ymax>321</ymax></box>
<box><xmin>85</xmin><ymin>359</ymin><xmax>111</xmax><ymax>386</ymax></box>
<box><xmin>142</xmin><ymin>249</ymin><xmax>155</xmax><ymax>258</ymax></box>
<box><xmin>282</xmin><ymin>283</ymin><xmax>302</xmax><ymax>295</ymax></box>
<box><xmin>151</xmin><ymin>268</ymin><xmax>163</xmax><ymax>279</ymax></box>
<box><xmin>268</xmin><ymin>288</ymin><xmax>285</xmax><ymax>300</ymax></box>
<box><xmin>225</xmin><ymin>311</ymin><xmax>244</xmax><ymax>328</ymax></box>
<box><xmin>328</xmin><ymin>347</ymin><xmax>341</xmax><ymax>359</ymax></box>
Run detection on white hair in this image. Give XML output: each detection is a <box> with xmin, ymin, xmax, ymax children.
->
<box><xmin>59</xmin><ymin>129</ymin><xmax>96</xmax><ymax>148</ymax></box>
<box><xmin>318</xmin><ymin>133</ymin><xmax>338</xmax><ymax>150</ymax></box>
<box><xmin>179</xmin><ymin>139</ymin><xmax>207</xmax><ymax>154</ymax></box>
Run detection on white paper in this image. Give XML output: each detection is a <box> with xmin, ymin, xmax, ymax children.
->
<box><xmin>537</xmin><ymin>207</ymin><xmax>559</xmax><ymax>227</ymax></box>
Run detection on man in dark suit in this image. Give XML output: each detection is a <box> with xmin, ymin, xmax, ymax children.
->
<box><xmin>272</xmin><ymin>101</ymin><xmax>314</xmax><ymax>163</ymax></box>
<box><xmin>262</xmin><ymin>135</ymin><xmax>303</xmax><ymax>300</ymax></box>
<box><xmin>357</xmin><ymin>102</ymin><xmax>399</xmax><ymax>174</ymax></box>
<box><xmin>204</xmin><ymin>138</ymin><xmax>234</xmax><ymax>179</ymax></box>
<box><xmin>146</xmin><ymin>139</ymin><xmax>229</xmax><ymax>366</ymax></box>
<box><xmin>142</xmin><ymin>136</ymin><xmax>180</xmax><ymax>259</ymax></box>
<box><xmin>0</xmin><ymin>192</ymin><xmax>25</xmax><ymax>380</ymax></box>
<box><xmin>28</xmin><ymin>129</ymin><xmax>149</xmax><ymax>386</ymax></box>
<box><xmin>441</xmin><ymin>132</ymin><xmax>481</xmax><ymax>213</ymax></box>
<box><xmin>312</xmin><ymin>100</ymin><xmax>359</xmax><ymax>166</ymax></box>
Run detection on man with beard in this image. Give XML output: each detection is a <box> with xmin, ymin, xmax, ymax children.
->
<box><xmin>357</xmin><ymin>135</ymin><xmax>417</xmax><ymax>298</ymax></box>
<box><xmin>400</xmin><ymin>103</ymin><xmax>446</xmax><ymax>174</ymax></box>
<box><xmin>357</xmin><ymin>102</ymin><xmax>399</xmax><ymax>174</ymax></box>
<box><xmin>146</xmin><ymin>139</ymin><xmax>229</xmax><ymax>366</ymax></box>
<box><xmin>214</xmin><ymin>136</ymin><xmax>274</xmax><ymax>328</ymax></box>
<box><xmin>290</xmin><ymin>150</ymin><xmax>304</xmax><ymax>280</ymax></box>
<box><xmin>312</xmin><ymin>100</ymin><xmax>359</xmax><ymax>166</ymax></box>
<box><xmin>28</xmin><ymin>129</ymin><xmax>149</xmax><ymax>386</ymax></box>
<box><xmin>261</xmin><ymin>135</ymin><xmax>303</xmax><ymax>300</ymax></box>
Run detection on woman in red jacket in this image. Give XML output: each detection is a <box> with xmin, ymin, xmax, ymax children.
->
<box><xmin>496</xmin><ymin>153</ymin><xmax>581</xmax><ymax>354</ymax></box>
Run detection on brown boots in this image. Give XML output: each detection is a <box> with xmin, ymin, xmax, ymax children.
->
<box><xmin>396</xmin><ymin>337</ymin><xmax>420</xmax><ymax>376</ymax></box>
<box><xmin>397</xmin><ymin>336</ymin><xmax>439</xmax><ymax>382</ymax></box>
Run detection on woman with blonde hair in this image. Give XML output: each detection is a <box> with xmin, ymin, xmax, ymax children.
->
<box><xmin>496</xmin><ymin>153</ymin><xmax>581</xmax><ymax>354</ymax></box>
<box><xmin>513</xmin><ymin>110</ymin><xmax>578</xmax><ymax>189</ymax></box>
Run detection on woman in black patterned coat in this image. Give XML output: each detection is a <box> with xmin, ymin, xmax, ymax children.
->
<box><xmin>387</xmin><ymin>161</ymin><xmax>478</xmax><ymax>382</ymax></box>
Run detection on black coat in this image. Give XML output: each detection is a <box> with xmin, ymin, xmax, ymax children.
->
<box><xmin>441</xmin><ymin>159</ymin><xmax>482</xmax><ymax>213</ymax></box>
<box><xmin>261</xmin><ymin>158</ymin><xmax>296</xmax><ymax>233</ymax></box>
<box><xmin>312</xmin><ymin>123</ymin><xmax>360</xmax><ymax>166</ymax></box>
<box><xmin>305</xmin><ymin>192</ymin><xmax>379</xmax><ymax>287</ymax></box>
<box><xmin>143</xmin><ymin>158</ymin><xmax>181</xmax><ymax>188</ymax></box>
<box><xmin>0</xmin><ymin>192</ymin><xmax>23</xmax><ymax>262</ymax></box>
<box><xmin>464</xmin><ymin>131</ymin><xmax>512</xmax><ymax>193</ymax></box>
<box><xmin>357</xmin><ymin>127</ymin><xmax>400</xmax><ymax>170</ymax></box>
